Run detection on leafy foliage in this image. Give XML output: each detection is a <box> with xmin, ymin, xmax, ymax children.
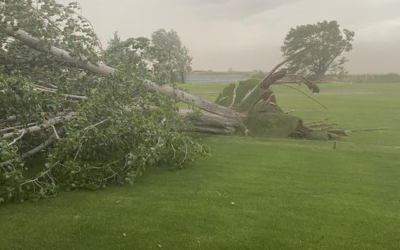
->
<box><xmin>281</xmin><ymin>20</ymin><xmax>355</xmax><ymax>80</ymax></box>
<box><xmin>0</xmin><ymin>0</ymin><xmax>208</xmax><ymax>204</ymax></box>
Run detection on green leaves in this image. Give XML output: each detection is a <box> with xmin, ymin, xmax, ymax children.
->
<box><xmin>0</xmin><ymin>1</ymin><xmax>207</xmax><ymax>204</ymax></box>
<box><xmin>281</xmin><ymin>20</ymin><xmax>355</xmax><ymax>80</ymax></box>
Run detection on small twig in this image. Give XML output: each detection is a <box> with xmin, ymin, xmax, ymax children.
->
<box><xmin>287</xmin><ymin>74</ymin><xmax>320</xmax><ymax>93</ymax></box>
<box><xmin>51</xmin><ymin>125</ymin><xmax>60</xmax><ymax>139</ymax></box>
<box><xmin>29</xmin><ymin>5</ymin><xmax>62</xmax><ymax>32</ymax></box>
<box><xmin>73</xmin><ymin>2</ymin><xmax>104</xmax><ymax>51</ymax></box>
<box><xmin>281</xmin><ymin>84</ymin><xmax>328</xmax><ymax>110</ymax></box>
<box><xmin>83</xmin><ymin>118</ymin><xmax>110</xmax><ymax>131</ymax></box>
<box><xmin>8</xmin><ymin>131</ymin><xmax>25</xmax><ymax>146</ymax></box>
<box><xmin>104</xmin><ymin>172</ymin><xmax>119</xmax><ymax>181</ymax></box>
<box><xmin>20</xmin><ymin>161</ymin><xmax>60</xmax><ymax>187</ymax></box>
<box><xmin>73</xmin><ymin>119</ymin><xmax>109</xmax><ymax>162</ymax></box>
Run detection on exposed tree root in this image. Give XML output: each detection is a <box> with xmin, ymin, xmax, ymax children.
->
<box><xmin>229</xmin><ymin>83</ymin><xmax>239</xmax><ymax>108</ymax></box>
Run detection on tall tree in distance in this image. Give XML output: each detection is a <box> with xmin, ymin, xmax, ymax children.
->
<box><xmin>281</xmin><ymin>20</ymin><xmax>355</xmax><ymax>80</ymax></box>
<box><xmin>151</xmin><ymin>29</ymin><xmax>193</xmax><ymax>83</ymax></box>
<box><xmin>103</xmin><ymin>32</ymin><xmax>165</xmax><ymax>82</ymax></box>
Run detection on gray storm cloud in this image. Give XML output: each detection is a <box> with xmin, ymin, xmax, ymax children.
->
<box><xmin>58</xmin><ymin>0</ymin><xmax>400</xmax><ymax>73</ymax></box>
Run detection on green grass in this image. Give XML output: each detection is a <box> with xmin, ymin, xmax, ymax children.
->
<box><xmin>1</xmin><ymin>82</ymin><xmax>400</xmax><ymax>250</ymax></box>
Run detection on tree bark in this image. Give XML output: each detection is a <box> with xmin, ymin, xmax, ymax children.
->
<box><xmin>178</xmin><ymin>109</ymin><xmax>238</xmax><ymax>134</ymax></box>
<box><xmin>6</xmin><ymin>28</ymin><xmax>244</xmax><ymax>130</ymax></box>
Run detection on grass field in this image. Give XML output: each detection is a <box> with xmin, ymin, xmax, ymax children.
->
<box><xmin>1</xmin><ymin>83</ymin><xmax>400</xmax><ymax>250</ymax></box>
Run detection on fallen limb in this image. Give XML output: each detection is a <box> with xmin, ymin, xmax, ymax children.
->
<box><xmin>1</xmin><ymin>123</ymin><xmax>36</xmax><ymax>133</ymax></box>
<box><xmin>0</xmin><ymin>116</ymin><xmax>17</xmax><ymax>123</ymax></box>
<box><xmin>179</xmin><ymin>109</ymin><xmax>239</xmax><ymax>134</ymax></box>
<box><xmin>6</xmin><ymin>27</ymin><xmax>115</xmax><ymax>76</ymax></box>
<box><xmin>8</xmin><ymin>131</ymin><xmax>26</xmax><ymax>146</ymax></box>
<box><xmin>34</xmin><ymin>86</ymin><xmax>88</xmax><ymax>100</ymax></box>
<box><xmin>0</xmin><ymin>133</ymin><xmax>59</xmax><ymax>167</ymax></box>
<box><xmin>1</xmin><ymin>112</ymin><xmax>76</xmax><ymax>140</ymax></box>
<box><xmin>6</xmin><ymin>27</ymin><xmax>242</xmax><ymax>121</ymax></box>
<box><xmin>240</xmin><ymin>44</ymin><xmax>315</xmax><ymax>105</ymax></box>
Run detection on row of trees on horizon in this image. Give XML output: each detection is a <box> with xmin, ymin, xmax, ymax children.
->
<box><xmin>106</xmin><ymin>20</ymin><xmax>357</xmax><ymax>84</ymax></box>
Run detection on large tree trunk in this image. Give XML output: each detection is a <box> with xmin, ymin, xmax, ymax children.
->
<box><xmin>6</xmin><ymin>28</ymin><xmax>244</xmax><ymax>133</ymax></box>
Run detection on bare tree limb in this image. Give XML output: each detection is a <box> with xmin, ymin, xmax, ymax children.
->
<box><xmin>281</xmin><ymin>84</ymin><xmax>328</xmax><ymax>110</ymax></box>
<box><xmin>1</xmin><ymin>123</ymin><xmax>36</xmax><ymax>133</ymax></box>
<box><xmin>83</xmin><ymin>118</ymin><xmax>110</xmax><ymax>131</ymax></box>
<box><xmin>34</xmin><ymin>86</ymin><xmax>88</xmax><ymax>100</ymax></box>
<box><xmin>0</xmin><ymin>134</ymin><xmax>58</xmax><ymax>167</ymax></box>
<box><xmin>287</xmin><ymin>74</ymin><xmax>320</xmax><ymax>93</ymax></box>
<box><xmin>20</xmin><ymin>161</ymin><xmax>60</xmax><ymax>187</ymax></box>
<box><xmin>261</xmin><ymin>44</ymin><xmax>315</xmax><ymax>84</ymax></box>
<box><xmin>1</xmin><ymin>112</ymin><xmax>76</xmax><ymax>140</ymax></box>
<box><xmin>51</xmin><ymin>125</ymin><xmax>60</xmax><ymax>139</ymax></box>
<box><xmin>6</xmin><ymin>27</ymin><xmax>243</xmax><ymax>123</ymax></box>
<box><xmin>0</xmin><ymin>116</ymin><xmax>17</xmax><ymax>123</ymax></box>
<box><xmin>240</xmin><ymin>44</ymin><xmax>316</xmax><ymax>105</ymax></box>
<box><xmin>5</xmin><ymin>27</ymin><xmax>115</xmax><ymax>75</ymax></box>
<box><xmin>8</xmin><ymin>131</ymin><xmax>26</xmax><ymax>146</ymax></box>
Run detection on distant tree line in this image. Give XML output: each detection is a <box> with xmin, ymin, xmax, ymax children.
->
<box><xmin>336</xmin><ymin>74</ymin><xmax>400</xmax><ymax>84</ymax></box>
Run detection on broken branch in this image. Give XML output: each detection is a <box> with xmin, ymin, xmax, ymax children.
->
<box><xmin>2</xmin><ymin>112</ymin><xmax>76</xmax><ymax>140</ymax></box>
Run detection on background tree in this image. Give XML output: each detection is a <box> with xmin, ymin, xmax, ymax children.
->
<box><xmin>104</xmin><ymin>32</ymin><xmax>170</xmax><ymax>85</ymax></box>
<box><xmin>151</xmin><ymin>29</ymin><xmax>192</xmax><ymax>84</ymax></box>
<box><xmin>281</xmin><ymin>20</ymin><xmax>355</xmax><ymax>80</ymax></box>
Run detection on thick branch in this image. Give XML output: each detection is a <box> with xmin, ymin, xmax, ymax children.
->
<box><xmin>1</xmin><ymin>113</ymin><xmax>76</xmax><ymax>140</ymax></box>
<box><xmin>6</xmin><ymin>28</ymin><xmax>115</xmax><ymax>75</ymax></box>
<box><xmin>6</xmin><ymin>27</ymin><xmax>243</xmax><ymax>121</ymax></box>
<box><xmin>262</xmin><ymin>44</ymin><xmax>315</xmax><ymax>84</ymax></box>
<box><xmin>34</xmin><ymin>86</ymin><xmax>88</xmax><ymax>100</ymax></box>
<box><xmin>179</xmin><ymin>109</ymin><xmax>240</xmax><ymax>130</ymax></box>
<box><xmin>0</xmin><ymin>116</ymin><xmax>17</xmax><ymax>123</ymax></box>
<box><xmin>145</xmin><ymin>80</ymin><xmax>242</xmax><ymax>119</ymax></box>
<box><xmin>0</xmin><ymin>134</ymin><xmax>58</xmax><ymax>167</ymax></box>
<box><xmin>241</xmin><ymin>44</ymin><xmax>316</xmax><ymax>105</ymax></box>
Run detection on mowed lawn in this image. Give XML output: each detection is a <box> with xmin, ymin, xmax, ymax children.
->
<box><xmin>1</xmin><ymin>83</ymin><xmax>400</xmax><ymax>250</ymax></box>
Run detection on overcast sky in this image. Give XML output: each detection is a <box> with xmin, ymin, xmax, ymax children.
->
<box><xmin>59</xmin><ymin>0</ymin><xmax>400</xmax><ymax>73</ymax></box>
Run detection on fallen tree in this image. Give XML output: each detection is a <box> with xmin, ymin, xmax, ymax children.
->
<box><xmin>0</xmin><ymin>0</ymin><xmax>336</xmax><ymax>203</ymax></box>
<box><xmin>4</xmin><ymin>27</ymin><xmax>319</xmax><ymax>135</ymax></box>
